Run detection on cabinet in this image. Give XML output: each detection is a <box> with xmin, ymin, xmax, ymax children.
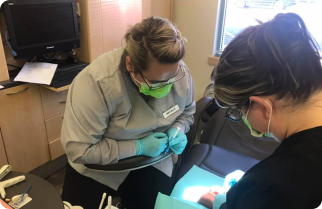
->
<box><xmin>45</xmin><ymin>113</ymin><xmax>65</xmax><ymax>143</ymax></box>
<box><xmin>40</xmin><ymin>87</ymin><xmax>67</xmax><ymax>160</ymax></box>
<box><xmin>0</xmin><ymin>84</ymin><xmax>50</xmax><ymax>172</ymax></box>
<box><xmin>0</xmin><ymin>129</ymin><xmax>8</xmax><ymax>166</ymax></box>
<box><xmin>49</xmin><ymin>138</ymin><xmax>65</xmax><ymax>160</ymax></box>
<box><xmin>43</xmin><ymin>97</ymin><xmax>67</xmax><ymax>120</ymax></box>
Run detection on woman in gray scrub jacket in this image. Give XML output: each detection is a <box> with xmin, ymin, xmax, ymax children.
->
<box><xmin>60</xmin><ymin>17</ymin><xmax>196</xmax><ymax>209</ymax></box>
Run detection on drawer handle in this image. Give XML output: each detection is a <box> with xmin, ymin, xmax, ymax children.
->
<box><xmin>6</xmin><ymin>87</ymin><xmax>29</xmax><ymax>95</ymax></box>
<box><xmin>60</xmin><ymin>101</ymin><xmax>66</xmax><ymax>104</ymax></box>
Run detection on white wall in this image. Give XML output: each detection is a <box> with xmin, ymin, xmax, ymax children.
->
<box><xmin>173</xmin><ymin>0</ymin><xmax>219</xmax><ymax>100</ymax></box>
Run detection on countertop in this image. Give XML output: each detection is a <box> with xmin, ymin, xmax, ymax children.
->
<box><xmin>0</xmin><ymin>68</ymin><xmax>25</xmax><ymax>91</ymax></box>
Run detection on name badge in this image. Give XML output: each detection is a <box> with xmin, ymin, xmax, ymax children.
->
<box><xmin>163</xmin><ymin>104</ymin><xmax>180</xmax><ymax>119</ymax></box>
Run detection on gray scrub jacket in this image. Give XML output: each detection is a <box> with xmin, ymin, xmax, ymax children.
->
<box><xmin>61</xmin><ymin>48</ymin><xmax>196</xmax><ymax>190</ymax></box>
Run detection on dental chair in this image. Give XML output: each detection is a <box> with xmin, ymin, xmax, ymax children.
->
<box><xmin>175</xmin><ymin>97</ymin><xmax>280</xmax><ymax>182</ymax></box>
<box><xmin>84</xmin><ymin>96</ymin><xmax>279</xmax><ymax>185</ymax></box>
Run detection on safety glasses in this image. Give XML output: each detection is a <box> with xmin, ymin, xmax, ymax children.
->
<box><xmin>215</xmin><ymin>99</ymin><xmax>249</xmax><ymax>122</ymax></box>
<box><xmin>225</xmin><ymin>107</ymin><xmax>243</xmax><ymax>122</ymax></box>
<box><xmin>138</xmin><ymin>64</ymin><xmax>186</xmax><ymax>90</ymax></box>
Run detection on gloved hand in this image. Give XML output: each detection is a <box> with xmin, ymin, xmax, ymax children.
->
<box><xmin>166</xmin><ymin>129</ymin><xmax>187</xmax><ymax>154</ymax></box>
<box><xmin>135</xmin><ymin>132</ymin><xmax>169</xmax><ymax>157</ymax></box>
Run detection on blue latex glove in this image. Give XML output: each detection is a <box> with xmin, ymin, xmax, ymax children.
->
<box><xmin>166</xmin><ymin>129</ymin><xmax>187</xmax><ymax>154</ymax></box>
<box><xmin>135</xmin><ymin>132</ymin><xmax>169</xmax><ymax>157</ymax></box>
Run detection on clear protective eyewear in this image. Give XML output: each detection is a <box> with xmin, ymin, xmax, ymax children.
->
<box><xmin>225</xmin><ymin>107</ymin><xmax>243</xmax><ymax>122</ymax></box>
<box><xmin>138</xmin><ymin>63</ymin><xmax>186</xmax><ymax>90</ymax></box>
<box><xmin>215</xmin><ymin>98</ymin><xmax>248</xmax><ymax>122</ymax></box>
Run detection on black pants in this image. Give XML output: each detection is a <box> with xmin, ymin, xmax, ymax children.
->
<box><xmin>62</xmin><ymin>163</ymin><xmax>173</xmax><ymax>209</ymax></box>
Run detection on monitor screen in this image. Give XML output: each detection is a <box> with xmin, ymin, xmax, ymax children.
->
<box><xmin>10</xmin><ymin>3</ymin><xmax>76</xmax><ymax>47</ymax></box>
<box><xmin>3</xmin><ymin>0</ymin><xmax>80</xmax><ymax>59</ymax></box>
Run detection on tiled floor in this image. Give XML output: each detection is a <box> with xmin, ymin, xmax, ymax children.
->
<box><xmin>45</xmin><ymin>167</ymin><xmax>66</xmax><ymax>195</ymax></box>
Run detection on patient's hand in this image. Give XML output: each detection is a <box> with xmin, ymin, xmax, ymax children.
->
<box><xmin>198</xmin><ymin>190</ymin><xmax>218</xmax><ymax>209</ymax></box>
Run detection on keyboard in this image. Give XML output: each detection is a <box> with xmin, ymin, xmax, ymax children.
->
<box><xmin>50</xmin><ymin>61</ymin><xmax>89</xmax><ymax>88</ymax></box>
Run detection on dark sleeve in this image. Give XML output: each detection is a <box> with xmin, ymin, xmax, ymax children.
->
<box><xmin>225</xmin><ymin>136</ymin><xmax>322</xmax><ymax>209</ymax></box>
<box><xmin>226</xmin><ymin>178</ymin><xmax>310</xmax><ymax>209</ymax></box>
<box><xmin>219</xmin><ymin>203</ymin><xmax>227</xmax><ymax>209</ymax></box>
<box><xmin>228</xmin><ymin>183</ymin><xmax>289</xmax><ymax>209</ymax></box>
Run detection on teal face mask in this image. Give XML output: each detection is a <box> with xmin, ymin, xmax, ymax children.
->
<box><xmin>242</xmin><ymin>100</ymin><xmax>274</xmax><ymax>138</ymax></box>
<box><xmin>131</xmin><ymin>73</ymin><xmax>173</xmax><ymax>98</ymax></box>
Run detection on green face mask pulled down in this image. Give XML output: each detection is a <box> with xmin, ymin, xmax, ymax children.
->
<box><xmin>242</xmin><ymin>116</ymin><xmax>273</xmax><ymax>138</ymax></box>
<box><xmin>242</xmin><ymin>100</ymin><xmax>274</xmax><ymax>138</ymax></box>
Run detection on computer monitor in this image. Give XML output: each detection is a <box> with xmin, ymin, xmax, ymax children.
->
<box><xmin>3</xmin><ymin>0</ymin><xmax>80</xmax><ymax>59</ymax></box>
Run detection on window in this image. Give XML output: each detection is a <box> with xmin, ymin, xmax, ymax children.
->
<box><xmin>215</xmin><ymin>0</ymin><xmax>322</xmax><ymax>55</ymax></box>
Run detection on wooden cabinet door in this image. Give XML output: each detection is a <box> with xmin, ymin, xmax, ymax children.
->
<box><xmin>0</xmin><ymin>128</ymin><xmax>8</xmax><ymax>167</ymax></box>
<box><xmin>0</xmin><ymin>84</ymin><xmax>50</xmax><ymax>172</ymax></box>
